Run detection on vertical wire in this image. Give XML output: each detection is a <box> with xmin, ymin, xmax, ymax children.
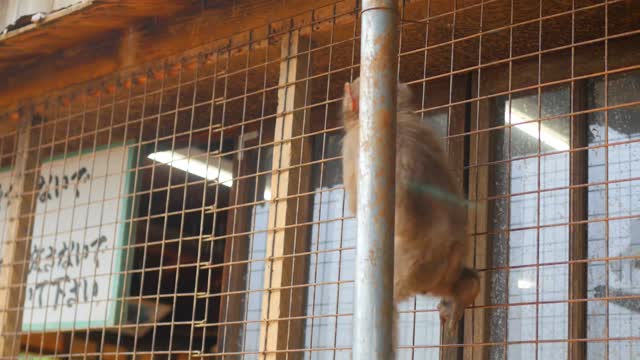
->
<box><xmin>130</xmin><ymin>66</ymin><xmax>156</xmax><ymax>358</ymax></box>
<box><xmin>445</xmin><ymin>0</ymin><xmax>458</xmax><ymax>350</ymax></box>
<box><xmin>235</xmin><ymin>31</ymin><xmax>253</xmax><ymax>357</ymax></box>
<box><xmin>569</xmin><ymin>0</ymin><xmax>576</xmax><ymax>355</ymax></box>
<box><xmin>98</xmin><ymin>75</ymin><xmax>129</xmax><ymax>357</ymax></box>
<box><xmin>149</xmin><ymin>59</ymin><xmax>185</xmax><ymax>357</ymax></box>
<box><xmin>243</xmin><ymin>27</ymin><xmax>271</xmax><ymax>357</ymax></box>
<box><xmin>215</xmin><ymin>42</ymin><xmax>234</xmax><ymax>357</ymax></box>
<box><xmin>72</xmin><ymin>86</ymin><xmax>105</xmax><ymax>360</ymax></box>
<box><xmin>347</xmin><ymin>4</ymin><xmax>360</xmax><ymax>358</ymax></box>
<box><xmin>191</xmin><ymin>51</ymin><xmax>219</xmax><ymax>357</ymax></box>
<box><xmin>29</xmin><ymin>98</ymin><xmax>58</xmax><ymax>358</ymax></box>
<box><xmin>17</xmin><ymin>108</ymin><xmax>31</xmax><ymax>357</ymax></box>
<box><xmin>65</xmin><ymin>86</ymin><xmax>90</xmax><ymax>357</ymax></box>
<box><xmin>46</xmin><ymin>95</ymin><xmax>73</xmax><ymax>358</ymax></box>
<box><xmin>534</xmin><ymin>0</ymin><xmax>543</xmax><ymax>356</ymax></box>
<box><xmin>505</xmin><ymin>0</ymin><xmax>515</xmax><ymax>357</ymax></box>
<box><xmin>198</xmin><ymin>49</ymin><xmax>220</xmax><ymax>357</ymax></box>
<box><xmin>603</xmin><ymin>0</ymin><xmax>610</xmax><ymax>358</ymax></box>
<box><xmin>114</xmin><ymin>74</ymin><xmax>139</xmax><ymax>359</ymax></box>
<box><xmin>414</xmin><ymin>0</ymin><xmax>431</xmax><ymax>357</ymax></box>
<box><xmin>322</xmin><ymin>5</ymin><xmax>343</xmax><ymax>360</ymax></box>
<box><xmin>62</xmin><ymin>90</ymin><xmax>88</xmax><ymax>354</ymax></box>
<box><xmin>167</xmin><ymin>57</ymin><xmax>202</xmax><ymax>357</ymax></box>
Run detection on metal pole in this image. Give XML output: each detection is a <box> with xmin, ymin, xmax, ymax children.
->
<box><xmin>353</xmin><ymin>0</ymin><xmax>398</xmax><ymax>359</ymax></box>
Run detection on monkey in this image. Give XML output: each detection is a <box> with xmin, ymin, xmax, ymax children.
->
<box><xmin>341</xmin><ymin>77</ymin><xmax>479</xmax><ymax>333</ymax></box>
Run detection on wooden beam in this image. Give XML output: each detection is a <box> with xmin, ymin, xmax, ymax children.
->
<box><xmin>465</xmin><ymin>78</ymin><xmax>493</xmax><ymax>360</ymax></box>
<box><xmin>21</xmin><ymin>332</ymin><xmax>66</xmax><ymax>354</ymax></box>
<box><xmin>70</xmin><ymin>336</ymin><xmax>98</xmax><ymax>360</ymax></box>
<box><xmin>258</xmin><ymin>30</ymin><xmax>312</xmax><ymax>360</ymax></box>
<box><xmin>568</xmin><ymin>80</ymin><xmax>588</xmax><ymax>360</ymax></box>
<box><xmin>100</xmin><ymin>342</ymin><xmax>128</xmax><ymax>360</ymax></box>
<box><xmin>0</xmin><ymin>0</ymin><xmax>348</xmax><ymax>114</ymax></box>
<box><xmin>0</xmin><ymin>116</ymin><xmax>37</xmax><ymax>358</ymax></box>
<box><xmin>216</xmin><ymin>139</ymin><xmax>258</xmax><ymax>357</ymax></box>
<box><xmin>440</xmin><ymin>74</ymin><xmax>472</xmax><ymax>360</ymax></box>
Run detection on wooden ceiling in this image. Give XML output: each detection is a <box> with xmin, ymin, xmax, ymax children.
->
<box><xmin>0</xmin><ymin>0</ymin><xmax>638</xmax><ymax>135</ymax></box>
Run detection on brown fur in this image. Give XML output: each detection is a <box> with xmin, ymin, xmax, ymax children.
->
<box><xmin>341</xmin><ymin>78</ymin><xmax>479</xmax><ymax>332</ymax></box>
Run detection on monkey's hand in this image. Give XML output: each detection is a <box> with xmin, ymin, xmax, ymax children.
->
<box><xmin>437</xmin><ymin>298</ymin><xmax>462</xmax><ymax>333</ymax></box>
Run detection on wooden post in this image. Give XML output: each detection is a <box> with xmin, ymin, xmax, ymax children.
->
<box><xmin>568</xmin><ymin>81</ymin><xmax>588</xmax><ymax>360</ymax></box>
<box><xmin>465</xmin><ymin>79</ymin><xmax>493</xmax><ymax>360</ymax></box>
<box><xmin>258</xmin><ymin>30</ymin><xmax>312</xmax><ymax>360</ymax></box>
<box><xmin>441</xmin><ymin>74</ymin><xmax>472</xmax><ymax>360</ymax></box>
<box><xmin>0</xmin><ymin>116</ymin><xmax>37</xmax><ymax>358</ymax></box>
<box><xmin>217</xmin><ymin>143</ymin><xmax>259</xmax><ymax>358</ymax></box>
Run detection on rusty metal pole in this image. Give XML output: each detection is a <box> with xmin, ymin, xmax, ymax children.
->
<box><xmin>353</xmin><ymin>0</ymin><xmax>398</xmax><ymax>359</ymax></box>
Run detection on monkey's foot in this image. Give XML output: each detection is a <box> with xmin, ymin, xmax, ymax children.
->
<box><xmin>437</xmin><ymin>298</ymin><xmax>462</xmax><ymax>332</ymax></box>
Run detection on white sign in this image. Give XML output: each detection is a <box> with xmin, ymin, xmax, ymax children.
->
<box><xmin>22</xmin><ymin>144</ymin><xmax>135</xmax><ymax>331</ymax></box>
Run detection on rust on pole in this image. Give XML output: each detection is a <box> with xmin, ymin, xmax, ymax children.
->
<box><xmin>353</xmin><ymin>0</ymin><xmax>399</xmax><ymax>359</ymax></box>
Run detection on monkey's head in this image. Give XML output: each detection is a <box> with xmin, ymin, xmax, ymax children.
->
<box><xmin>342</xmin><ymin>77</ymin><xmax>416</xmax><ymax>130</ymax></box>
<box><xmin>342</xmin><ymin>78</ymin><xmax>361</xmax><ymax>130</ymax></box>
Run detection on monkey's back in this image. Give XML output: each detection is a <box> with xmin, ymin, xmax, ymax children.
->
<box><xmin>393</xmin><ymin>114</ymin><xmax>470</xmax><ymax>301</ymax></box>
<box><xmin>342</xmin><ymin>112</ymin><xmax>467</xmax><ymax>301</ymax></box>
<box><xmin>340</xmin><ymin>112</ymin><xmax>470</xmax><ymax>302</ymax></box>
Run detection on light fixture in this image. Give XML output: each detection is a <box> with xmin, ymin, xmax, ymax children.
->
<box><xmin>517</xmin><ymin>279</ymin><xmax>536</xmax><ymax>289</ymax></box>
<box><xmin>506</xmin><ymin>106</ymin><xmax>570</xmax><ymax>151</ymax></box>
<box><xmin>263</xmin><ymin>188</ymin><xmax>272</xmax><ymax>201</ymax></box>
<box><xmin>148</xmin><ymin>148</ymin><xmax>233</xmax><ymax>187</ymax></box>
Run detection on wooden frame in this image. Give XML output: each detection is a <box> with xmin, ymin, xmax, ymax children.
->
<box><xmin>465</xmin><ymin>77</ymin><xmax>494</xmax><ymax>360</ymax></box>
<box><xmin>440</xmin><ymin>73</ymin><xmax>473</xmax><ymax>360</ymax></box>
<box><xmin>216</xmin><ymin>136</ymin><xmax>262</xmax><ymax>356</ymax></box>
<box><xmin>258</xmin><ymin>30</ymin><xmax>312</xmax><ymax>360</ymax></box>
<box><xmin>465</xmin><ymin>72</ymin><xmax>596</xmax><ymax>360</ymax></box>
<box><xmin>0</xmin><ymin>116</ymin><xmax>37</xmax><ymax>357</ymax></box>
<box><xmin>568</xmin><ymin>80</ymin><xmax>588</xmax><ymax>360</ymax></box>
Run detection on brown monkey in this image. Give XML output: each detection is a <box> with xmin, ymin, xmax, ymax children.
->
<box><xmin>341</xmin><ymin>77</ymin><xmax>479</xmax><ymax>332</ymax></box>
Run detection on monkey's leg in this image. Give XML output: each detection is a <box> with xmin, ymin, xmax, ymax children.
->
<box><xmin>437</xmin><ymin>298</ymin><xmax>460</xmax><ymax>332</ymax></box>
<box><xmin>437</xmin><ymin>267</ymin><xmax>480</xmax><ymax>331</ymax></box>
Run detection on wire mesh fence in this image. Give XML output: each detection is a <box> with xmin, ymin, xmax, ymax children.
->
<box><xmin>0</xmin><ymin>0</ymin><xmax>639</xmax><ymax>359</ymax></box>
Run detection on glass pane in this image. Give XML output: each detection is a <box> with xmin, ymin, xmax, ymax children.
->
<box><xmin>487</xmin><ymin>84</ymin><xmax>571</xmax><ymax>359</ymax></box>
<box><xmin>226</xmin><ymin>145</ymin><xmax>273</xmax><ymax>358</ymax></box>
<box><xmin>586</xmin><ymin>70</ymin><xmax>640</xmax><ymax>359</ymax></box>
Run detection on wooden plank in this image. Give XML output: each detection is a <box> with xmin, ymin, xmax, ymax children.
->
<box><xmin>568</xmin><ymin>80</ymin><xmax>588</xmax><ymax>360</ymax></box>
<box><xmin>216</xmin><ymin>139</ymin><xmax>258</xmax><ymax>357</ymax></box>
<box><xmin>466</xmin><ymin>73</ymin><xmax>491</xmax><ymax>360</ymax></box>
<box><xmin>21</xmin><ymin>332</ymin><xmax>66</xmax><ymax>354</ymax></box>
<box><xmin>440</xmin><ymin>74</ymin><xmax>472</xmax><ymax>360</ymax></box>
<box><xmin>258</xmin><ymin>30</ymin><xmax>312</xmax><ymax>360</ymax></box>
<box><xmin>100</xmin><ymin>343</ymin><xmax>128</xmax><ymax>360</ymax></box>
<box><xmin>70</xmin><ymin>336</ymin><xmax>98</xmax><ymax>360</ymax></box>
<box><xmin>0</xmin><ymin>116</ymin><xmax>37</xmax><ymax>358</ymax></box>
<box><xmin>0</xmin><ymin>0</ymin><xmax>348</xmax><ymax>114</ymax></box>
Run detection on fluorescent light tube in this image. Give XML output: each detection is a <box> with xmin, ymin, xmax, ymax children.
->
<box><xmin>507</xmin><ymin>107</ymin><xmax>570</xmax><ymax>151</ymax></box>
<box><xmin>148</xmin><ymin>148</ymin><xmax>233</xmax><ymax>187</ymax></box>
